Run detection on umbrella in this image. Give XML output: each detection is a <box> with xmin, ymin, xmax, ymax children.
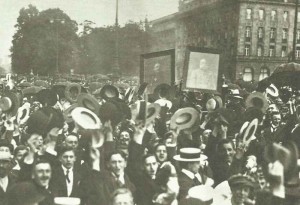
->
<box><xmin>270</xmin><ymin>62</ymin><xmax>300</xmax><ymax>89</ymax></box>
<box><xmin>22</xmin><ymin>86</ymin><xmax>44</xmax><ymax>95</ymax></box>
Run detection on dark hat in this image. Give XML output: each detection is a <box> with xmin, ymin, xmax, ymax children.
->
<box><xmin>170</xmin><ymin>107</ymin><xmax>200</xmax><ymax>132</ymax></box>
<box><xmin>228</xmin><ymin>174</ymin><xmax>255</xmax><ymax>189</ymax></box>
<box><xmin>0</xmin><ymin>139</ymin><xmax>14</xmax><ymax>154</ymax></box>
<box><xmin>77</xmin><ymin>93</ymin><xmax>100</xmax><ymax>114</ymax></box>
<box><xmin>211</xmin><ymin>108</ymin><xmax>233</xmax><ymax>126</ymax></box>
<box><xmin>71</xmin><ymin>107</ymin><xmax>101</xmax><ymax>129</ymax></box>
<box><xmin>52</xmin><ymin>84</ymin><xmax>67</xmax><ymax>100</ymax></box>
<box><xmin>27</xmin><ymin>107</ymin><xmax>64</xmax><ymax>137</ymax></box>
<box><xmin>173</xmin><ymin>148</ymin><xmax>207</xmax><ymax>162</ymax></box>
<box><xmin>17</xmin><ymin>82</ymin><xmax>32</xmax><ymax>88</ymax></box>
<box><xmin>154</xmin><ymin>83</ymin><xmax>171</xmax><ymax>99</ymax></box>
<box><xmin>36</xmin><ymin>89</ymin><xmax>58</xmax><ymax>107</ymax></box>
<box><xmin>100</xmin><ymin>85</ymin><xmax>119</xmax><ymax>101</ymax></box>
<box><xmin>34</xmin><ymin>80</ymin><xmax>49</xmax><ymax>88</ymax></box>
<box><xmin>63</xmin><ymin>103</ymin><xmax>78</xmax><ymax>123</ymax></box>
<box><xmin>7</xmin><ymin>182</ymin><xmax>47</xmax><ymax>205</ymax></box>
<box><xmin>65</xmin><ymin>83</ymin><xmax>81</xmax><ymax>103</ymax></box>
<box><xmin>245</xmin><ymin>92</ymin><xmax>269</xmax><ymax>113</ymax></box>
<box><xmin>0</xmin><ymin>91</ymin><xmax>20</xmax><ymax>116</ymax></box>
<box><xmin>22</xmin><ymin>86</ymin><xmax>44</xmax><ymax>96</ymax></box>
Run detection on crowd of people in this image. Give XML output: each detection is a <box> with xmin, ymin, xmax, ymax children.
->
<box><xmin>0</xmin><ymin>74</ymin><xmax>299</xmax><ymax>205</ymax></box>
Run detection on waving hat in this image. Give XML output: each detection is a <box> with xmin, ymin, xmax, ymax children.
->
<box><xmin>131</xmin><ymin>101</ymin><xmax>161</xmax><ymax>126</ymax></box>
<box><xmin>0</xmin><ymin>91</ymin><xmax>20</xmax><ymax>116</ymax></box>
<box><xmin>100</xmin><ymin>85</ymin><xmax>119</xmax><ymax>101</ymax></box>
<box><xmin>206</xmin><ymin>95</ymin><xmax>223</xmax><ymax>112</ymax></box>
<box><xmin>36</xmin><ymin>89</ymin><xmax>58</xmax><ymax>107</ymax></box>
<box><xmin>71</xmin><ymin>107</ymin><xmax>101</xmax><ymax>130</ymax></box>
<box><xmin>77</xmin><ymin>93</ymin><xmax>100</xmax><ymax>114</ymax></box>
<box><xmin>65</xmin><ymin>83</ymin><xmax>81</xmax><ymax>103</ymax></box>
<box><xmin>17</xmin><ymin>104</ymin><xmax>30</xmax><ymax>125</ymax></box>
<box><xmin>245</xmin><ymin>92</ymin><xmax>269</xmax><ymax>113</ymax></box>
<box><xmin>266</xmin><ymin>84</ymin><xmax>279</xmax><ymax>97</ymax></box>
<box><xmin>170</xmin><ymin>107</ymin><xmax>200</xmax><ymax>132</ymax></box>
<box><xmin>63</xmin><ymin>103</ymin><xmax>78</xmax><ymax>123</ymax></box>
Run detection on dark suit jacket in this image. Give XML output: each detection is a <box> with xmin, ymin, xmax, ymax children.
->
<box><xmin>263</xmin><ymin>125</ymin><xmax>286</xmax><ymax>144</ymax></box>
<box><xmin>177</xmin><ymin>171</ymin><xmax>205</xmax><ymax>200</ymax></box>
<box><xmin>0</xmin><ymin>175</ymin><xmax>17</xmax><ymax>205</ymax></box>
<box><xmin>49</xmin><ymin>165</ymin><xmax>82</xmax><ymax>198</ymax></box>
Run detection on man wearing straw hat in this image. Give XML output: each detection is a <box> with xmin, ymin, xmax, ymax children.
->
<box><xmin>174</xmin><ymin>147</ymin><xmax>213</xmax><ymax>200</ymax></box>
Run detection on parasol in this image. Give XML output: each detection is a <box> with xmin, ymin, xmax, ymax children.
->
<box><xmin>270</xmin><ymin>62</ymin><xmax>300</xmax><ymax>89</ymax></box>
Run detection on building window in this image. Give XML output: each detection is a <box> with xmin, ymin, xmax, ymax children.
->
<box><xmin>259</xmin><ymin>9</ymin><xmax>264</xmax><ymax>20</ymax></box>
<box><xmin>297</xmin><ymin>30</ymin><xmax>300</xmax><ymax>43</ymax></box>
<box><xmin>259</xmin><ymin>68</ymin><xmax>269</xmax><ymax>81</ymax></box>
<box><xmin>281</xmin><ymin>46</ymin><xmax>287</xmax><ymax>57</ymax></box>
<box><xmin>269</xmin><ymin>45</ymin><xmax>275</xmax><ymax>57</ymax></box>
<box><xmin>270</xmin><ymin>28</ymin><xmax>276</xmax><ymax>42</ymax></box>
<box><xmin>257</xmin><ymin>46</ymin><xmax>263</xmax><ymax>56</ymax></box>
<box><xmin>258</xmin><ymin>27</ymin><xmax>264</xmax><ymax>39</ymax></box>
<box><xmin>246</xmin><ymin>9</ymin><xmax>252</xmax><ymax>20</ymax></box>
<box><xmin>245</xmin><ymin>45</ymin><xmax>251</xmax><ymax>56</ymax></box>
<box><xmin>282</xmin><ymin>28</ymin><xmax>288</xmax><ymax>43</ymax></box>
<box><xmin>271</xmin><ymin>10</ymin><xmax>277</xmax><ymax>21</ymax></box>
<box><xmin>283</xmin><ymin>11</ymin><xmax>288</xmax><ymax>22</ymax></box>
<box><xmin>296</xmin><ymin>47</ymin><xmax>300</xmax><ymax>58</ymax></box>
<box><xmin>246</xmin><ymin>26</ymin><xmax>251</xmax><ymax>37</ymax></box>
<box><xmin>243</xmin><ymin>68</ymin><xmax>253</xmax><ymax>82</ymax></box>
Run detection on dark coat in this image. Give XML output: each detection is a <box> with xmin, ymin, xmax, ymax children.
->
<box><xmin>49</xmin><ymin>165</ymin><xmax>82</xmax><ymax>198</ymax></box>
<box><xmin>0</xmin><ymin>175</ymin><xmax>17</xmax><ymax>205</ymax></box>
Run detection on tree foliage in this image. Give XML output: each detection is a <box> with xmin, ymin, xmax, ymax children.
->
<box><xmin>11</xmin><ymin>5</ymin><xmax>79</xmax><ymax>75</ymax></box>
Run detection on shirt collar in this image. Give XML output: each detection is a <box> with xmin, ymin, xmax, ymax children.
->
<box><xmin>182</xmin><ymin>169</ymin><xmax>202</xmax><ymax>182</ymax></box>
<box><xmin>61</xmin><ymin>165</ymin><xmax>73</xmax><ymax>173</ymax></box>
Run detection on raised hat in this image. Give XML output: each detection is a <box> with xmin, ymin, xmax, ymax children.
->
<box><xmin>242</xmin><ymin>118</ymin><xmax>258</xmax><ymax>147</ymax></box>
<box><xmin>100</xmin><ymin>84</ymin><xmax>119</xmax><ymax>101</ymax></box>
<box><xmin>206</xmin><ymin>95</ymin><xmax>223</xmax><ymax>112</ymax></box>
<box><xmin>245</xmin><ymin>92</ymin><xmax>269</xmax><ymax>113</ymax></box>
<box><xmin>132</xmin><ymin>101</ymin><xmax>161</xmax><ymax>126</ymax></box>
<box><xmin>265</xmin><ymin>84</ymin><xmax>279</xmax><ymax>97</ymax></box>
<box><xmin>170</xmin><ymin>107</ymin><xmax>200</xmax><ymax>132</ymax></box>
<box><xmin>22</xmin><ymin>86</ymin><xmax>44</xmax><ymax>96</ymax></box>
<box><xmin>0</xmin><ymin>91</ymin><xmax>20</xmax><ymax>116</ymax></box>
<box><xmin>173</xmin><ymin>148</ymin><xmax>207</xmax><ymax>162</ymax></box>
<box><xmin>71</xmin><ymin>107</ymin><xmax>101</xmax><ymax>129</ymax></box>
<box><xmin>54</xmin><ymin>197</ymin><xmax>81</xmax><ymax>205</ymax></box>
<box><xmin>77</xmin><ymin>93</ymin><xmax>100</xmax><ymax>114</ymax></box>
<box><xmin>65</xmin><ymin>83</ymin><xmax>82</xmax><ymax>103</ymax></box>
<box><xmin>153</xmin><ymin>83</ymin><xmax>171</xmax><ymax>99</ymax></box>
<box><xmin>154</xmin><ymin>98</ymin><xmax>172</xmax><ymax>110</ymax></box>
<box><xmin>36</xmin><ymin>89</ymin><xmax>58</xmax><ymax>107</ymax></box>
<box><xmin>17</xmin><ymin>104</ymin><xmax>30</xmax><ymax>125</ymax></box>
<box><xmin>188</xmin><ymin>185</ymin><xmax>214</xmax><ymax>204</ymax></box>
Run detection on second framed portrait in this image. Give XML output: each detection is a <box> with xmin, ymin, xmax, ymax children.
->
<box><xmin>182</xmin><ymin>47</ymin><xmax>221</xmax><ymax>93</ymax></box>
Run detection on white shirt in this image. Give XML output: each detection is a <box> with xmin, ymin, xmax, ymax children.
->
<box><xmin>112</xmin><ymin>171</ymin><xmax>125</xmax><ymax>185</ymax></box>
<box><xmin>62</xmin><ymin>165</ymin><xmax>73</xmax><ymax>196</ymax></box>
<box><xmin>181</xmin><ymin>169</ymin><xmax>202</xmax><ymax>184</ymax></box>
<box><xmin>0</xmin><ymin>176</ymin><xmax>8</xmax><ymax>192</ymax></box>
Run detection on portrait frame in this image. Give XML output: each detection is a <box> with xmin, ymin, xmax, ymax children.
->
<box><xmin>140</xmin><ymin>49</ymin><xmax>175</xmax><ymax>94</ymax></box>
<box><xmin>182</xmin><ymin>46</ymin><xmax>221</xmax><ymax>93</ymax></box>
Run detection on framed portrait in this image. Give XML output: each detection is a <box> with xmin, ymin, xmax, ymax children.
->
<box><xmin>140</xmin><ymin>49</ymin><xmax>175</xmax><ymax>94</ymax></box>
<box><xmin>182</xmin><ymin>46</ymin><xmax>221</xmax><ymax>93</ymax></box>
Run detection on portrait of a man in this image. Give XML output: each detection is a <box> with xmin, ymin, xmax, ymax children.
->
<box><xmin>185</xmin><ymin>51</ymin><xmax>220</xmax><ymax>91</ymax></box>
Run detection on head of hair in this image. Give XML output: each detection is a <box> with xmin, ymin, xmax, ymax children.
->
<box><xmin>57</xmin><ymin>146</ymin><xmax>76</xmax><ymax>157</ymax></box>
<box><xmin>111</xmin><ymin>188</ymin><xmax>133</xmax><ymax>204</ymax></box>
<box><xmin>14</xmin><ymin>145</ymin><xmax>27</xmax><ymax>156</ymax></box>
<box><xmin>142</xmin><ymin>153</ymin><xmax>157</xmax><ymax>164</ymax></box>
<box><xmin>216</xmin><ymin>139</ymin><xmax>235</xmax><ymax>153</ymax></box>
<box><xmin>105</xmin><ymin>150</ymin><xmax>127</xmax><ymax>162</ymax></box>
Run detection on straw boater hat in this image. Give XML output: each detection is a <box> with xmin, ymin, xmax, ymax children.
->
<box><xmin>206</xmin><ymin>95</ymin><xmax>223</xmax><ymax>112</ymax></box>
<box><xmin>132</xmin><ymin>101</ymin><xmax>161</xmax><ymax>125</ymax></box>
<box><xmin>170</xmin><ymin>107</ymin><xmax>200</xmax><ymax>132</ymax></box>
<box><xmin>16</xmin><ymin>104</ymin><xmax>30</xmax><ymax>125</ymax></box>
<box><xmin>239</xmin><ymin>118</ymin><xmax>258</xmax><ymax>147</ymax></box>
<box><xmin>71</xmin><ymin>107</ymin><xmax>101</xmax><ymax>130</ymax></box>
<box><xmin>245</xmin><ymin>92</ymin><xmax>269</xmax><ymax>113</ymax></box>
<box><xmin>266</xmin><ymin>84</ymin><xmax>279</xmax><ymax>97</ymax></box>
<box><xmin>174</xmin><ymin>148</ymin><xmax>207</xmax><ymax>162</ymax></box>
<box><xmin>77</xmin><ymin>93</ymin><xmax>100</xmax><ymax>114</ymax></box>
<box><xmin>182</xmin><ymin>185</ymin><xmax>214</xmax><ymax>205</ymax></box>
<box><xmin>63</xmin><ymin>103</ymin><xmax>78</xmax><ymax>123</ymax></box>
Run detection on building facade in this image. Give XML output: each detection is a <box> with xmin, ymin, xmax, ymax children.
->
<box><xmin>148</xmin><ymin>0</ymin><xmax>299</xmax><ymax>83</ymax></box>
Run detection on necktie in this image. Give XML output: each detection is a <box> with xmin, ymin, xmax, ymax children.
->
<box><xmin>66</xmin><ymin>169</ymin><xmax>71</xmax><ymax>183</ymax></box>
<box><xmin>193</xmin><ymin>175</ymin><xmax>201</xmax><ymax>186</ymax></box>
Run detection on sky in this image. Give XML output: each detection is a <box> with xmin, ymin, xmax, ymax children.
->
<box><xmin>0</xmin><ymin>0</ymin><xmax>178</xmax><ymax>68</ymax></box>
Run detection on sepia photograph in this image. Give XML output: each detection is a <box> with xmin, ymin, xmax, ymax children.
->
<box><xmin>0</xmin><ymin>0</ymin><xmax>300</xmax><ymax>205</ymax></box>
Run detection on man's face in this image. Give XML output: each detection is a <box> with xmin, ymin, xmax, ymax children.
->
<box><xmin>113</xmin><ymin>193</ymin><xmax>133</xmax><ymax>205</ymax></box>
<box><xmin>108</xmin><ymin>154</ymin><xmax>126</xmax><ymax>176</ymax></box>
<box><xmin>0</xmin><ymin>160</ymin><xmax>11</xmax><ymax>178</ymax></box>
<box><xmin>15</xmin><ymin>149</ymin><xmax>27</xmax><ymax>162</ymax></box>
<box><xmin>231</xmin><ymin>185</ymin><xmax>251</xmax><ymax>205</ymax></box>
<box><xmin>32</xmin><ymin>163</ymin><xmax>51</xmax><ymax>188</ymax></box>
<box><xmin>187</xmin><ymin>161</ymin><xmax>201</xmax><ymax>174</ymax></box>
<box><xmin>155</xmin><ymin>145</ymin><xmax>167</xmax><ymax>163</ymax></box>
<box><xmin>272</xmin><ymin>114</ymin><xmax>281</xmax><ymax>127</ymax></box>
<box><xmin>118</xmin><ymin>131</ymin><xmax>131</xmax><ymax>149</ymax></box>
<box><xmin>59</xmin><ymin>150</ymin><xmax>76</xmax><ymax>169</ymax></box>
<box><xmin>65</xmin><ymin>135</ymin><xmax>78</xmax><ymax>149</ymax></box>
<box><xmin>144</xmin><ymin>156</ymin><xmax>158</xmax><ymax>178</ymax></box>
<box><xmin>218</xmin><ymin>143</ymin><xmax>235</xmax><ymax>163</ymax></box>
